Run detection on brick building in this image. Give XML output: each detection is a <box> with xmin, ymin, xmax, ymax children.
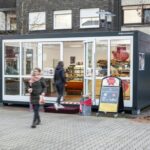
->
<box><xmin>0</xmin><ymin>0</ymin><xmax>16</xmax><ymax>33</ymax></box>
<box><xmin>0</xmin><ymin>0</ymin><xmax>121</xmax><ymax>34</ymax></box>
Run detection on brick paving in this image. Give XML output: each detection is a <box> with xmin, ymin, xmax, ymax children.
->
<box><xmin>0</xmin><ymin>106</ymin><xmax>150</xmax><ymax>150</ymax></box>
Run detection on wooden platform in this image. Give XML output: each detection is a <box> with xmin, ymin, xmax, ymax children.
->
<box><xmin>44</xmin><ymin>106</ymin><xmax>79</xmax><ymax>114</ymax></box>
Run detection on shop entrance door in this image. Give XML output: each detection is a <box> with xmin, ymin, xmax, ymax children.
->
<box><xmin>38</xmin><ymin>42</ymin><xmax>63</xmax><ymax>101</ymax></box>
<box><xmin>84</xmin><ymin>40</ymin><xmax>96</xmax><ymax>104</ymax></box>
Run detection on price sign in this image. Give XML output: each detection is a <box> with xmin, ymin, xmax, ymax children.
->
<box><xmin>98</xmin><ymin>77</ymin><xmax>123</xmax><ymax>113</ymax></box>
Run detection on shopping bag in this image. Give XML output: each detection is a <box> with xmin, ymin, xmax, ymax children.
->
<box><xmin>39</xmin><ymin>95</ymin><xmax>45</xmax><ymax>105</ymax></box>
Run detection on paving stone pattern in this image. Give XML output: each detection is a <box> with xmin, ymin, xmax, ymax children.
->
<box><xmin>0</xmin><ymin>106</ymin><xmax>150</xmax><ymax>150</ymax></box>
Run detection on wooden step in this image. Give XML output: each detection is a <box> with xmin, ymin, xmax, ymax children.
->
<box><xmin>44</xmin><ymin>106</ymin><xmax>79</xmax><ymax>114</ymax></box>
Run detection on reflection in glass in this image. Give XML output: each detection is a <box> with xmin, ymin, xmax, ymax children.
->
<box><xmin>5</xmin><ymin>43</ymin><xmax>19</xmax><ymax>75</ymax></box>
<box><xmin>85</xmin><ymin>42</ymin><xmax>92</xmax><ymax>77</ymax></box>
<box><xmin>5</xmin><ymin>78</ymin><xmax>19</xmax><ymax>95</ymax></box>
<box><xmin>95</xmin><ymin>79</ymin><xmax>102</xmax><ymax>99</ymax></box>
<box><xmin>22</xmin><ymin>78</ymin><xmax>57</xmax><ymax>97</ymax></box>
<box><xmin>111</xmin><ymin>40</ymin><xmax>130</xmax><ymax>77</ymax></box>
<box><xmin>144</xmin><ymin>9</ymin><xmax>150</xmax><ymax>24</ymax></box>
<box><xmin>22</xmin><ymin>42</ymin><xmax>38</xmax><ymax>75</ymax></box>
<box><xmin>45</xmin><ymin>79</ymin><xmax>57</xmax><ymax>97</ymax></box>
<box><xmin>122</xmin><ymin>80</ymin><xmax>130</xmax><ymax>100</ymax></box>
<box><xmin>96</xmin><ymin>41</ymin><xmax>108</xmax><ymax>77</ymax></box>
<box><xmin>22</xmin><ymin>78</ymin><xmax>30</xmax><ymax>96</ymax></box>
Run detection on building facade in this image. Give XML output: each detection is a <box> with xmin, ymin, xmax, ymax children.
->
<box><xmin>121</xmin><ymin>0</ymin><xmax>150</xmax><ymax>34</ymax></box>
<box><xmin>16</xmin><ymin>0</ymin><xmax>121</xmax><ymax>34</ymax></box>
<box><xmin>0</xmin><ymin>0</ymin><xmax>16</xmax><ymax>34</ymax></box>
<box><xmin>0</xmin><ymin>0</ymin><xmax>121</xmax><ymax>34</ymax></box>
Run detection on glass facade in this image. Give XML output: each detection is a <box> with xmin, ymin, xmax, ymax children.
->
<box><xmin>29</xmin><ymin>12</ymin><xmax>46</xmax><ymax>31</ymax></box>
<box><xmin>3</xmin><ymin>36</ymin><xmax>132</xmax><ymax>107</ymax></box>
<box><xmin>96</xmin><ymin>40</ymin><xmax>108</xmax><ymax>77</ymax></box>
<box><xmin>5</xmin><ymin>42</ymin><xmax>20</xmax><ymax>75</ymax></box>
<box><xmin>5</xmin><ymin>77</ymin><xmax>19</xmax><ymax>95</ymax></box>
<box><xmin>110</xmin><ymin>40</ymin><xmax>130</xmax><ymax>77</ymax></box>
<box><xmin>22</xmin><ymin>42</ymin><xmax>38</xmax><ymax>75</ymax></box>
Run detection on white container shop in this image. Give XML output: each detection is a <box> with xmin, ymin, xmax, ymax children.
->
<box><xmin>1</xmin><ymin>31</ymin><xmax>150</xmax><ymax>114</ymax></box>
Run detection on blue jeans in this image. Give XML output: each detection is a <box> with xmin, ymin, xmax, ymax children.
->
<box><xmin>56</xmin><ymin>83</ymin><xmax>64</xmax><ymax>104</ymax></box>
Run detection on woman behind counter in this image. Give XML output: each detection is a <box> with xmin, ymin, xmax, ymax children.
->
<box><xmin>28</xmin><ymin>68</ymin><xmax>47</xmax><ymax>128</ymax></box>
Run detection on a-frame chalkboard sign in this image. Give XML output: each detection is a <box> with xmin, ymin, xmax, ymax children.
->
<box><xmin>97</xmin><ymin>76</ymin><xmax>124</xmax><ymax>116</ymax></box>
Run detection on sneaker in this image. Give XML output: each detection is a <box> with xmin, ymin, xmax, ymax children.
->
<box><xmin>58</xmin><ymin>104</ymin><xmax>64</xmax><ymax>109</ymax></box>
<box><xmin>54</xmin><ymin>103</ymin><xmax>59</xmax><ymax>110</ymax></box>
<box><xmin>60</xmin><ymin>97</ymin><xmax>64</xmax><ymax>102</ymax></box>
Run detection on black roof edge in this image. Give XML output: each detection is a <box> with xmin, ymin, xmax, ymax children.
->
<box><xmin>0</xmin><ymin>31</ymin><xmax>139</xmax><ymax>40</ymax></box>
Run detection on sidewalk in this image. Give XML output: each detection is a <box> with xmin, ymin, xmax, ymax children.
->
<box><xmin>0</xmin><ymin>106</ymin><xmax>150</xmax><ymax>150</ymax></box>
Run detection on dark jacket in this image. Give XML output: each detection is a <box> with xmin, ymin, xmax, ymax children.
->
<box><xmin>29</xmin><ymin>78</ymin><xmax>47</xmax><ymax>104</ymax></box>
<box><xmin>54</xmin><ymin>66</ymin><xmax>66</xmax><ymax>85</ymax></box>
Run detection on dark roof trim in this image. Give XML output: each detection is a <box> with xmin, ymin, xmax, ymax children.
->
<box><xmin>1</xmin><ymin>31</ymin><xmax>138</xmax><ymax>40</ymax></box>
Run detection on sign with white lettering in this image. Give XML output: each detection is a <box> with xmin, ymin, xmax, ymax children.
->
<box><xmin>43</xmin><ymin>68</ymin><xmax>54</xmax><ymax>76</ymax></box>
<box><xmin>98</xmin><ymin>76</ymin><xmax>123</xmax><ymax>113</ymax></box>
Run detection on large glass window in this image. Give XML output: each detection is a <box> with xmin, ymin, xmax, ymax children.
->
<box><xmin>85</xmin><ymin>42</ymin><xmax>92</xmax><ymax>77</ymax></box>
<box><xmin>5</xmin><ymin>78</ymin><xmax>19</xmax><ymax>95</ymax></box>
<box><xmin>22</xmin><ymin>78</ymin><xmax>29</xmax><ymax>96</ymax></box>
<box><xmin>0</xmin><ymin>11</ymin><xmax>16</xmax><ymax>31</ymax></box>
<box><xmin>96</xmin><ymin>40</ymin><xmax>108</xmax><ymax>77</ymax></box>
<box><xmin>5</xmin><ymin>42</ymin><xmax>20</xmax><ymax>75</ymax></box>
<box><xmin>80</xmin><ymin>8</ymin><xmax>99</xmax><ymax>28</ymax></box>
<box><xmin>29</xmin><ymin>12</ymin><xmax>46</xmax><ymax>31</ymax></box>
<box><xmin>110</xmin><ymin>40</ymin><xmax>131</xmax><ymax>77</ymax></box>
<box><xmin>144</xmin><ymin>9</ymin><xmax>150</xmax><ymax>23</ymax></box>
<box><xmin>22</xmin><ymin>42</ymin><xmax>38</xmax><ymax>75</ymax></box>
<box><xmin>123</xmin><ymin>6</ymin><xmax>150</xmax><ymax>24</ymax></box>
<box><xmin>123</xmin><ymin>9</ymin><xmax>142</xmax><ymax>24</ymax></box>
<box><xmin>54</xmin><ymin>10</ymin><xmax>72</xmax><ymax>29</ymax></box>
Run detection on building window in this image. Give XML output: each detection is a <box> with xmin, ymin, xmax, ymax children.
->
<box><xmin>123</xmin><ymin>6</ymin><xmax>150</xmax><ymax>25</ymax></box>
<box><xmin>80</xmin><ymin>8</ymin><xmax>99</xmax><ymax>28</ymax></box>
<box><xmin>54</xmin><ymin>10</ymin><xmax>72</xmax><ymax>29</ymax></box>
<box><xmin>123</xmin><ymin>9</ymin><xmax>142</xmax><ymax>24</ymax></box>
<box><xmin>29</xmin><ymin>12</ymin><xmax>46</xmax><ymax>31</ymax></box>
<box><xmin>0</xmin><ymin>11</ymin><xmax>16</xmax><ymax>31</ymax></box>
<box><xmin>144</xmin><ymin>9</ymin><xmax>150</xmax><ymax>23</ymax></box>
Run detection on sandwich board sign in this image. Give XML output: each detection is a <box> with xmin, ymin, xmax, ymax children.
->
<box><xmin>98</xmin><ymin>76</ymin><xmax>123</xmax><ymax>113</ymax></box>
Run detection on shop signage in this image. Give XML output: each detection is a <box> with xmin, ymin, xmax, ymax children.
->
<box><xmin>43</xmin><ymin>68</ymin><xmax>54</xmax><ymax>76</ymax></box>
<box><xmin>98</xmin><ymin>76</ymin><xmax>123</xmax><ymax>113</ymax></box>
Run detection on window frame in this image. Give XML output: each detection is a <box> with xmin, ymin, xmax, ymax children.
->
<box><xmin>0</xmin><ymin>11</ymin><xmax>17</xmax><ymax>31</ymax></box>
<box><xmin>123</xmin><ymin>8</ymin><xmax>142</xmax><ymax>25</ymax></box>
<box><xmin>29</xmin><ymin>11</ymin><xmax>46</xmax><ymax>31</ymax></box>
<box><xmin>143</xmin><ymin>9</ymin><xmax>150</xmax><ymax>24</ymax></box>
<box><xmin>122</xmin><ymin>5</ymin><xmax>150</xmax><ymax>25</ymax></box>
<box><xmin>80</xmin><ymin>8</ymin><xmax>100</xmax><ymax>29</ymax></box>
<box><xmin>53</xmin><ymin>10</ymin><xmax>72</xmax><ymax>30</ymax></box>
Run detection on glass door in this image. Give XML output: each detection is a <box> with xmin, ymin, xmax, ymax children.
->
<box><xmin>95</xmin><ymin>40</ymin><xmax>109</xmax><ymax>105</ymax></box>
<box><xmin>84</xmin><ymin>40</ymin><xmax>96</xmax><ymax>104</ymax></box>
<box><xmin>38</xmin><ymin>42</ymin><xmax>63</xmax><ymax>101</ymax></box>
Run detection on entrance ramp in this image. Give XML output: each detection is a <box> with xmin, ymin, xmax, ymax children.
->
<box><xmin>44</xmin><ymin>105</ymin><xmax>79</xmax><ymax>114</ymax></box>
